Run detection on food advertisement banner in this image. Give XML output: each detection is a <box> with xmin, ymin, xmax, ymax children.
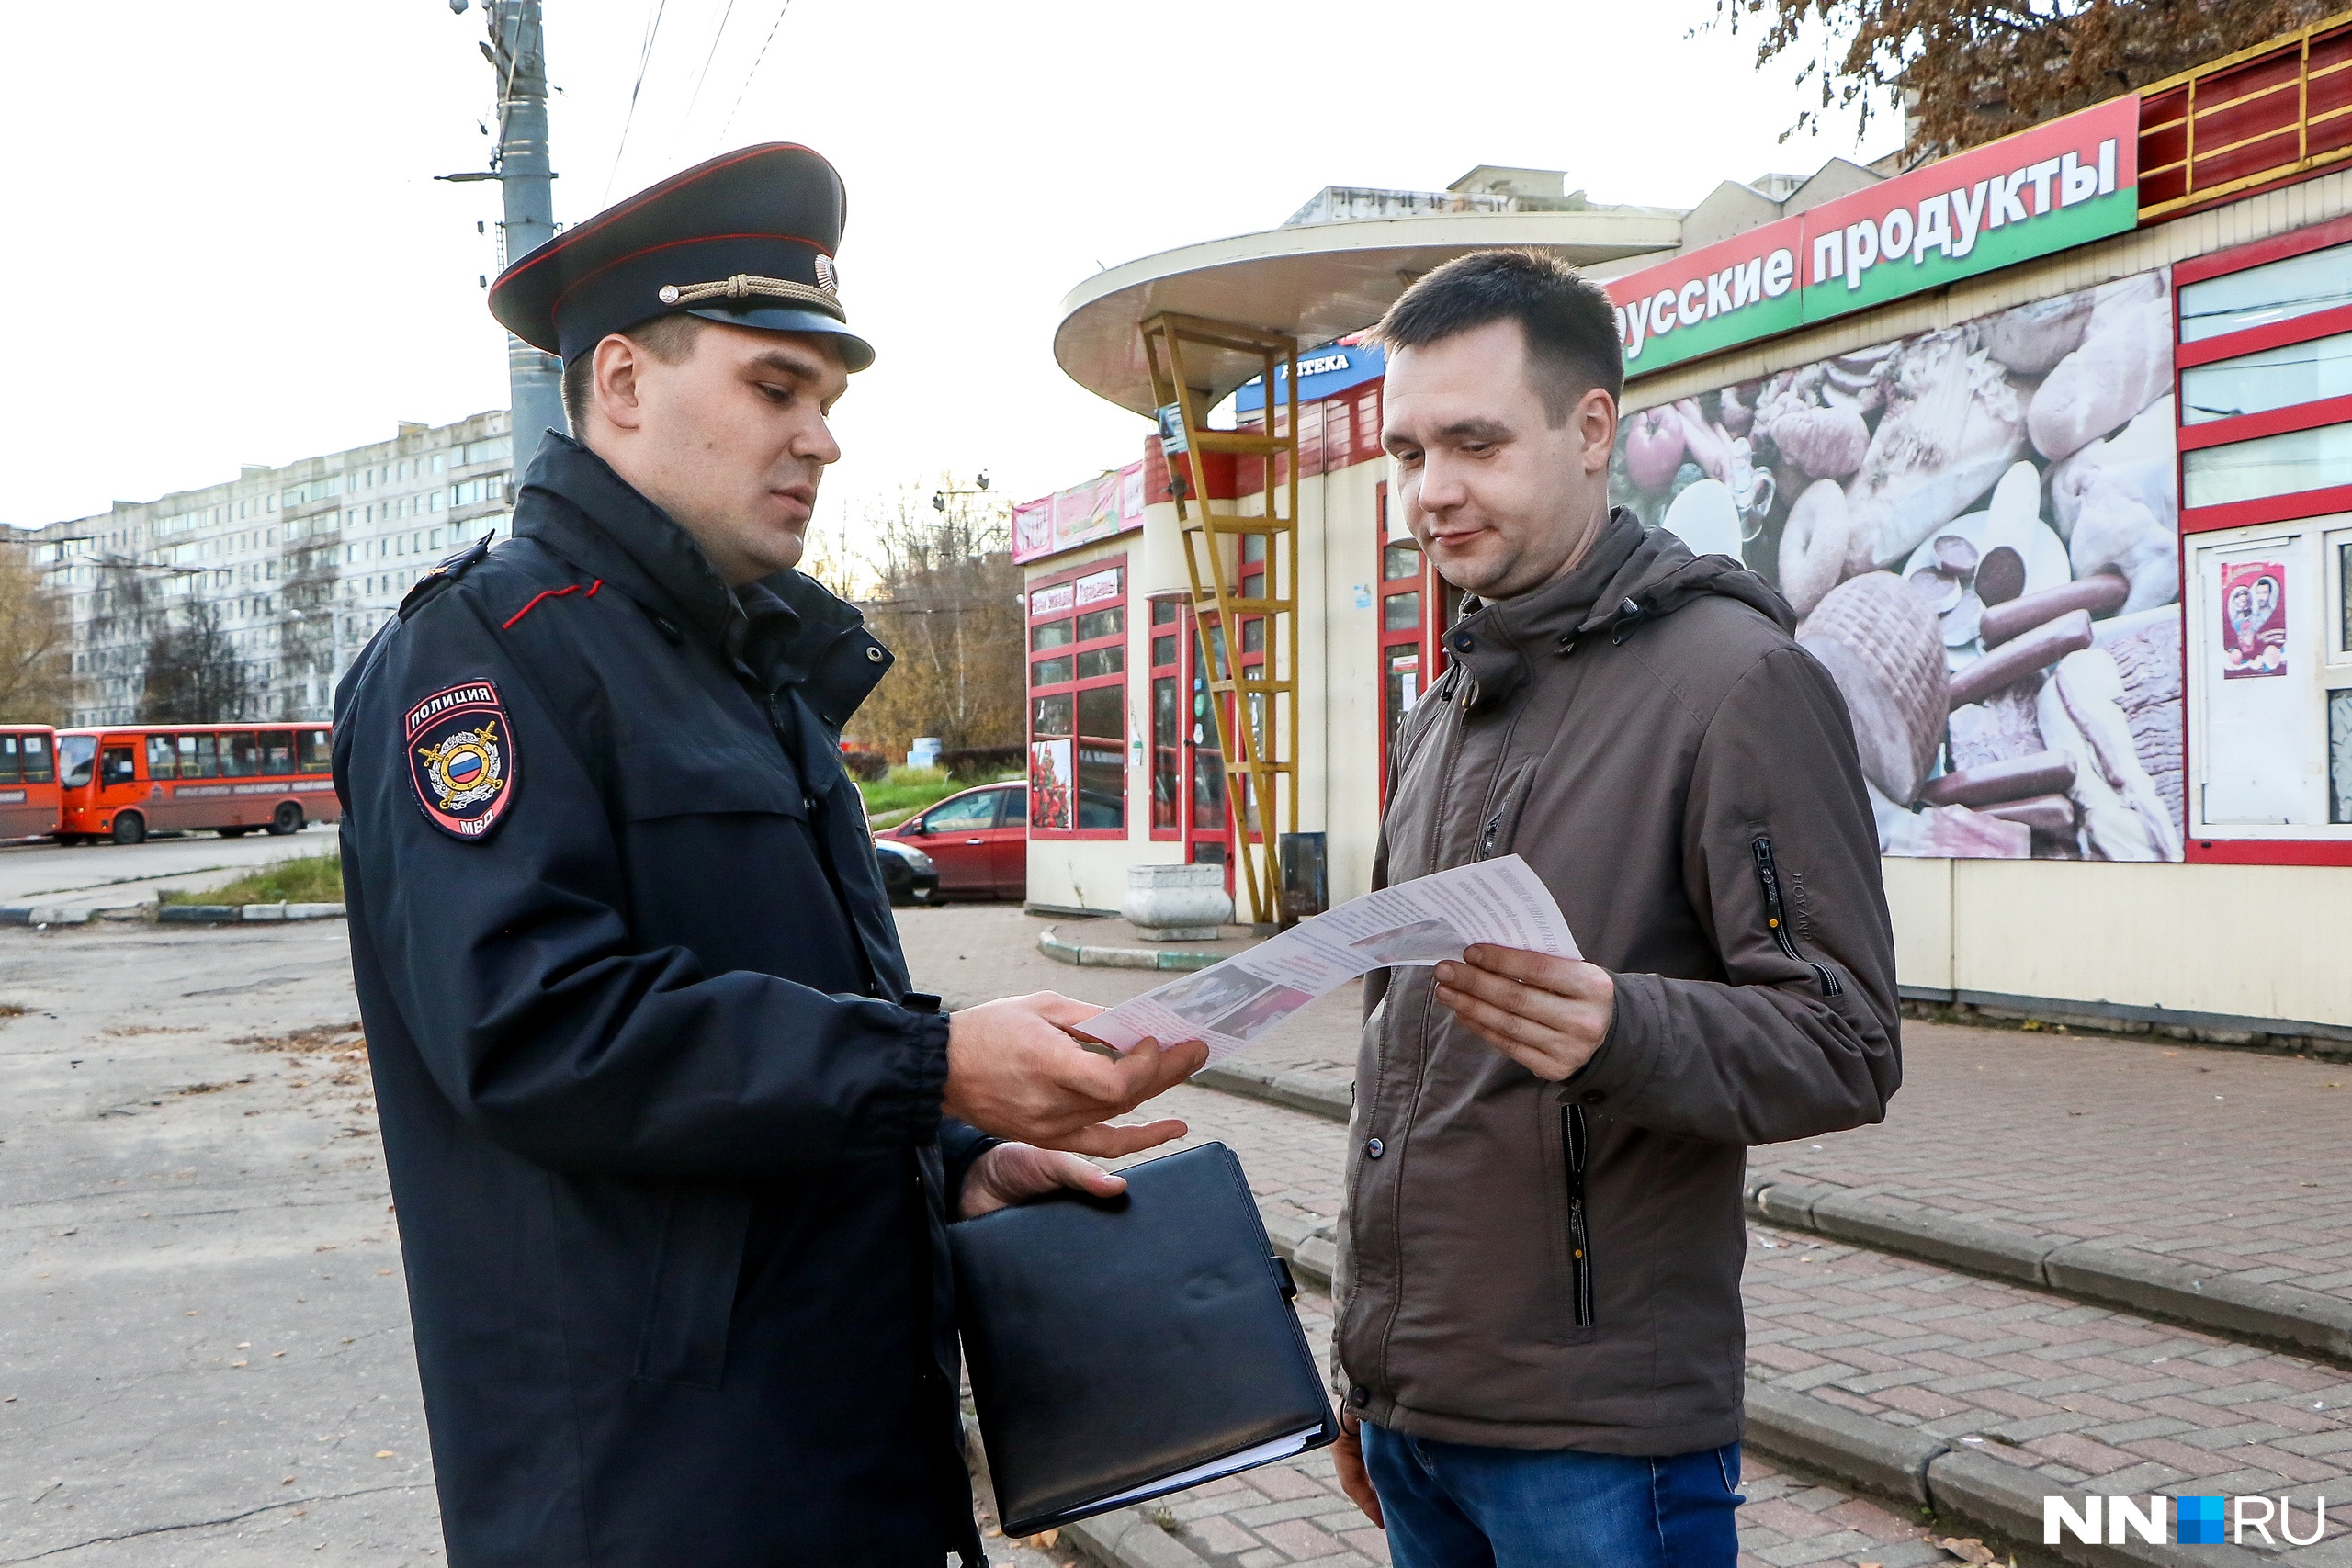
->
<box><xmin>1611</xmin><ymin>266</ymin><xmax>2184</xmax><ymax>862</ymax></box>
<box><xmin>1012</xmin><ymin>460</ymin><xmax>1148</xmax><ymax>565</ymax></box>
<box><xmin>1608</xmin><ymin>96</ymin><xmax>2140</xmax><ymax>378</ymax></box>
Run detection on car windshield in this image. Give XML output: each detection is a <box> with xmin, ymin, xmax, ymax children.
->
<box><xmin>58</xmin><ymin>735</ymin><xmax>96</xmax><ymax>789</ymax></box>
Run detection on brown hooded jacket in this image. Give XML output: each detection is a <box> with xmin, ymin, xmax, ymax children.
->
<box><xmin>1336</xmin><ymin>508</ymin><xmax>1902</xmax><ymax>1456</ymax></box>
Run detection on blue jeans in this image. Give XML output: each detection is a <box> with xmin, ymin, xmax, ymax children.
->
<box><xmin>1359</xmin><ymin>1425</ymin><xmax>1742</xmax><ymax>1568</ymax></box>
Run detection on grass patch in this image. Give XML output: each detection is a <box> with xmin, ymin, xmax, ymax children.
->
<box><xmin>162</xmin><ymin>854</ymin><xmax>343</xmax><ymax>907</ymax></box>
<box><xmin>858</xmin><ymin>763</ymin><xmax>1026</xmax><ymax>829</ymax></box>
<box><xmin>859</xmin><ymin>764</ymin><xmax>959</xmax><ymax>829</ymax></box>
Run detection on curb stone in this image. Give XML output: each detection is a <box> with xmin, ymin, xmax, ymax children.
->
<box><xmin>1036</xmin><ymin>928</ymin><xmax>1220</xmax><ymax>972</ymax></box>
<box><xmin>1183</xmin><ymin>1061</ymin><xmax>2352</xmax><ymax>1367</ymax></box>
<box><xmin>1063</xmin><ymin>1505</ymin><xmax>1213</xmax><ymax>1568</ymax></box>
<box><xmin>0</xmin><ymin>905</ymin><xmax>97</xmax><ymax>926</ymax></box>
<box><xmin>157</xmin><ymin>902</ymin><xmax>346</xmax><ymax>925</ymax></box>
<box><xmin>1922</xmin><ymin>1448</ymin><xmax>2244</xmax><ymax>1568</ymax></box>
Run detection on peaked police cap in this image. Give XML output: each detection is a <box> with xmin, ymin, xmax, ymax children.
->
<box><xmin>487</xmin><ymin>143</ymin><xmax>874</xmax><ymax>372</ymax></box>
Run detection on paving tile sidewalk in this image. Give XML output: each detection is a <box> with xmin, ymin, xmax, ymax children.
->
<box><xmin>1109</xmin><ymin>1083</ymin><xmax>2352</xmax><ymax>1564</ymax></box>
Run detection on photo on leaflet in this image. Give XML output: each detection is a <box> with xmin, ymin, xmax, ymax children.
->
<box><xmin>1203</xmin><ymin>984</ymin><xmax>1317</xmax><ymax>1044</ymax></box>
<box><xmin>1151</xmin><ymin>965</ymin><xmax>1278</xmax><ymax>1029</ymax></box>
<box><xmin>1347</xmin><ymin>917</ymin><xmax>1470</xmax><ymax>965</ymax></box>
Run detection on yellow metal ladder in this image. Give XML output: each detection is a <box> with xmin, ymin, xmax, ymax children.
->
<box><xmin>1140</xmin><ymin>312</ymin><xmax>1300</xmax><ymax>927</ymax></box>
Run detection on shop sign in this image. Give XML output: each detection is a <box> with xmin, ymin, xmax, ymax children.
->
<box><xmin>1074</xmin><ymin>567</ymin><xmax>1122</xmax><ymax>606</ymax></box>
<box><xmin>1233</xmin><ymin>339</ymin><xmax>1386</xmax><ymax>413</ymax></box>
<box><xmin>1013</xmin><ymin>460</ymin><xmax>1148</xmax><ymax>564</ymax></box>
<box><xmin>1611</xmin><ymin>96</ymin><xmax>2141</xmax><ymax>378</ymax></box>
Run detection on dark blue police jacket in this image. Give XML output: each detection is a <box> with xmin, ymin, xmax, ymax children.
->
<box><xmin>334</xmin><ymin>434</ymin><xmax>991</xmax><ymax>1567</ymax></box>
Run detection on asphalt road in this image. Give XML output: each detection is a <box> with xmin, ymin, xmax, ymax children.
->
<box><xmin>0</xmin><ymin>918</ymin><xmax>435</xmax><ymax>1566</ymax></box>
<box><xmin>0</xmin><ymin>830</ymin><xmax>337</xmax><ymax>914</ymax></box>
<box><xmin>0</xmin><ymin>908</ymin><xmax>1080</xmax><ymax>1567</ymax></box>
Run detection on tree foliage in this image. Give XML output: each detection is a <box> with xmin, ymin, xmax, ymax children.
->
<box><xmin>840</xmin><ymin>476</ymin><xmax>1024</xmax><ymax>764</ymax></box>
<box><xmin>1719</xmin><ymin>0</ymin><xmax>2338</xmax><ymax>156</ymax></box>
<box><xmin>140</xmin><ymin>598</ymin><xmax>250</xmax><ymax>724</ymax></box>
<box><xmin>0</xmin><ymin>547</ymin><xmax>72</xmax><ymax>724</ymax></box>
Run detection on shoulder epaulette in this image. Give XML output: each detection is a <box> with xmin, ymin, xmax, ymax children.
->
<box><xmin>400</xmin><ymin>535</ymin><xmax>494</xmax><ymax>621</ymax></box>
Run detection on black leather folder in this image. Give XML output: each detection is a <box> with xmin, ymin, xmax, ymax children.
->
<box><xmin>951</xmin><ymin>1142</ymin><xmax>1339</xmax><ymax>1536</ymax></box>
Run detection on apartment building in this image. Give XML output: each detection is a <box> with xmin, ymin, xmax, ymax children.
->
<box><xmin>32</xmin><ymin>411</ymin><xmax>516</xmax><ymax>725</ymax></box>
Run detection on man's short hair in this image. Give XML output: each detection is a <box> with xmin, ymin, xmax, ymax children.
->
<box><xmin>1369</xmin><ymin>250</ymin><xmax>1623</xmax><ymax>424</ymax></box>
<box><xmin>559</xmin><ymin>312</ymin><xmax>708</xmax><ymax>433</ymax></box>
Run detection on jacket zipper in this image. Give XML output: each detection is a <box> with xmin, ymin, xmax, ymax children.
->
<box><xmin>1751</xmin><ymin>837</ymin><xmax>1842</xmax><ymax>997</ymax></box>
<box><xmin>1561</xmin><ymin>1103</ymin><xmax>1595</xmax><ymax>1327</ymax></box>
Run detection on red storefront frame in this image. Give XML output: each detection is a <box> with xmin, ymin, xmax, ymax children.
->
<box><xmin>2170</xmin><ymin>214</ymin><xmax>2352</xmax><ymax>863</ymax></box>
<box><xmin>1025</xmin><ymin>555</ymin><xmax>1128</xmax><ymax>840</ymax></box>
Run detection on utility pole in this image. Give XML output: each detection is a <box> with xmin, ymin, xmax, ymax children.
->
<box><xmin>465</xmin><ymin>0</ymin><xmax>565</xmax><ymax>467</ymax></box>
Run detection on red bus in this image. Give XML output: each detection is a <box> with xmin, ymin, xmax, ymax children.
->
<box><xmin>58</xmin><ymin>723</ymin><xmax>338</xmax><ymax>845</ymax></box>
<box><xmin>0</xmin><ymin>727</ymin><xmax>62</xmax><ymax>840</ymax></box>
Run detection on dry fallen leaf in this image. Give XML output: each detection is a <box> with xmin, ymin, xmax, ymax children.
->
<box><xmin>375</xmin><ymin>1450</ymin><xmax>395</xmax><ymax>1459</ymax></box>
<box><xmin>1939</xmin><ymin>1538</ymin><xmax>1996</xmax><ymax>1565</ymax></box>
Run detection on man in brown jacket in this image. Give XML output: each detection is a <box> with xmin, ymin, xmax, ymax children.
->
<box><xmin>1330</xmin><ymin>251</ymin><xmax>1902</xmax><ymax>1566</ymax></box>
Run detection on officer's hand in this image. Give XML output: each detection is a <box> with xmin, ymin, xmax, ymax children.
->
<box><xmin>958</xmin><ymin>1142</ymin><xmax>1131</xmax><ymax>1220</ymax></box>
<box><xmin>944</xmin><ymin>992</ymin><xmax>1208</xmax><ymax>1156</ymax></box>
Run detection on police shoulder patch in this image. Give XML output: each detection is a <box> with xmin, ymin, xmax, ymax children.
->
<box><xmin>405</xmin><ymin>682</ymin><xmax>515</xmax><ymax>840</ymax></box>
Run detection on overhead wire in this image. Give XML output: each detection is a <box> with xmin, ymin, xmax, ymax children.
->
<box><xmin>718</xmin><ymin>2</ymin><xmax>792</xmax><ymax>143</ymax></box>
<box><xmin>682</xmin><ymin>0</ymin><xmax>741</xmax><ymax>129</ymax></box>
<box><xmin>605</xmin><ymin>0</ymin><xmax>673</xmax><ymax>202</ymax></box>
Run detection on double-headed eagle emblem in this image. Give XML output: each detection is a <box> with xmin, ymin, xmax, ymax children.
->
<box><xmin>417</xmin><ymin>722</ymin><xmax>505</xmax><ymax>812</ymax></box>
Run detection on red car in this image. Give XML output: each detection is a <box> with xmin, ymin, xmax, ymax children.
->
<box><xmin>877</xmin><ymin>781</ymin><xmax>1027</xmax><ymax>899</ymax></box>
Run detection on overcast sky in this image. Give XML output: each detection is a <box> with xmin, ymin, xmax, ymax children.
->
<box><xmin>0</xmin><ymin>1</ymin><xmax>1895</xmax><ymax>536</ymax></box>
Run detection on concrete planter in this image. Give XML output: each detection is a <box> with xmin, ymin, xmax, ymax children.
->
<box><xmin>1120</xmin><ymin>863</ymin><xmax>1231</xmax><ymax>942</ymax></box>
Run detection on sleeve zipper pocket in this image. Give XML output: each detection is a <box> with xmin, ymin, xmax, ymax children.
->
<box><xmin>1751</xmin><ymin>836</ymin><xmax>1843</xmax><ymax>998</ymax></box>
<box><xmin>1561</xmin><ymin>1103</ymin><xmax>1595</xmax><ymax>1328</ymax></box>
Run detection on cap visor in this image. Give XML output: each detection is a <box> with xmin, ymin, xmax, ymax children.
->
<box><xmin>682</xmin><ymin>304</ymin><xmax>875</xmax><ymax>372</ymax></box>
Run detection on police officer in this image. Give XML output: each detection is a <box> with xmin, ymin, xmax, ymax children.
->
<box><xmin>334</xmin><ymin>145</ymin><xmax>1207</xmax><ymax>1567</ymax></box>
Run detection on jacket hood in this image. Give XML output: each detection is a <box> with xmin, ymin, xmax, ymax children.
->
<box><xmin>1450</xmin><ymin>509</ymin><xmax>1797</xmax><ymax>713</ymax></box>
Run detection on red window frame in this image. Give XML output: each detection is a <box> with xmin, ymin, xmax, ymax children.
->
<box><xmin>1024</xmin><ymin>555</ymin><xmax>1128</xmax><ymax>840</ymax></box>
<box><xmin>2172</xmin><ymin>217</ymin><xmax>2352</xmax><ymax>863</ymax></box>
<box><xmin>2177</xmin><ymin>212</ymin><xmax>2352</xmax><ymax>536</ymax></box>
<box><xmin>1374</xmin><ymin>480</ymin><xmax>1430</xmax><ymax>799</ymax></box>
<box><xmin>1148</xmin><ymin>596</ymin><xmax>1182</xmax><ymax>840</ymax></box>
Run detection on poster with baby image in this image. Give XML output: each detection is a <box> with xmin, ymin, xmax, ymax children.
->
<box><xmin>1611</xmin><ymin>267</ymin><xmax>2183</xmax><ymax>863</ymax></box>
<box><xmin>2220</xmin><ymin>561</ymin><xmax>2288</xmax><ymax>679</ymax></box>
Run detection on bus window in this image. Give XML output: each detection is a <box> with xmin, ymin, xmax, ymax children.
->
<box><xmin>261</xmin><ymin>729</ymin><xmax>295</xmax><ymax>774</ymax></box>
<box><xmin>22</xmin><ymin>733</ymin><xmax>52</xmax><ymax>784</ymax></box>
<box><xmin>148</xmin><ymin>735</ymin><xmax>176</xmax><ymax>780</ymax></box>
<box><xmin>0</xmin><ymin>736</ymin><xmax>20</xmax><ymax>785</ymax></box>
<box><xmin>222</xmin><ymin>731</ymin><xmax>260</xmax><ymax>778</ymax></box>
<box><xmin>59</xmin><ymin>735</ymin><xmax>96</xmax><ymax>789</ymax></box>
<box><xmin>300</xmin><ymin>728</ymin><xmax>332</xmax><ymax>773</ymax></box>
<box><xmin>101</xmin><ymin>745</ymin><xmax>137</xmax><ymax>787</ymax></box>
<box><xmin>180</xmin><ymin>733</ymin><xmax>220</xmax><ymax>779</ymax></box>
